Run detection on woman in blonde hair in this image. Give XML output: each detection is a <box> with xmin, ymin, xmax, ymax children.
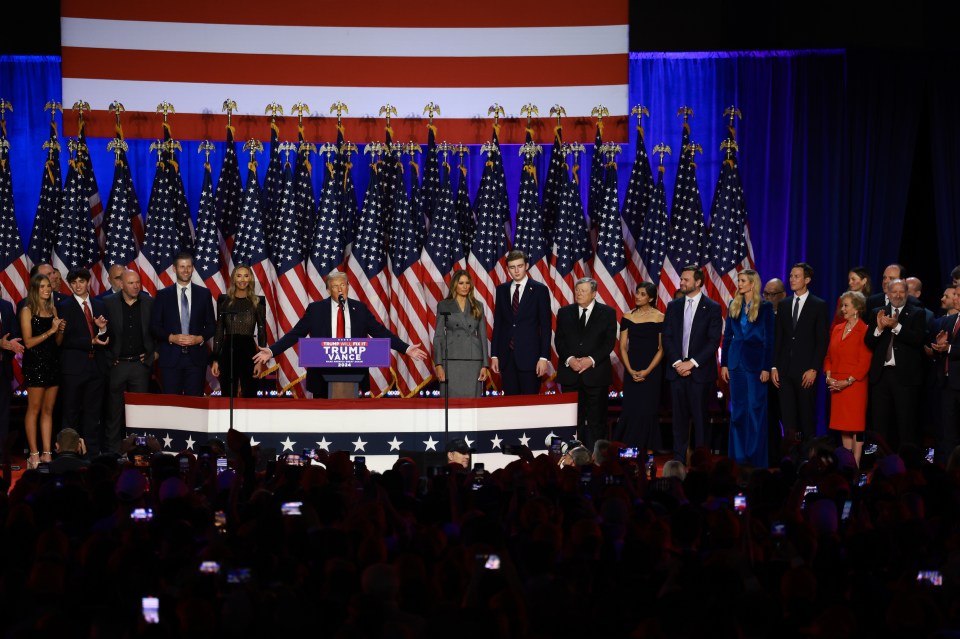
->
<box><xmin>720</xmin><ymin>269</ymin><xmax>774</xmax><ymax>467</ymax></box>
<box><xmin>19</xmin><ymin>274</ymin><xmax>65</xmax><ymax>468</ymax></box>
<box><xmin>211</xmin><ymin>265</ymin><xmax>266</xmax><ymax>397</ymax></box>
<box><xmin>434</xmin><ymin>270</ymin><xmax>488</xmax><ymax>398</ymax></box>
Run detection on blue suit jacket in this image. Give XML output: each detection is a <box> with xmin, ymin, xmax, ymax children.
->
<box><xmin>490</xmin><ymin>278</ymin><xmax>552</xmax><ymax>370</ymax></box>
<box><xmin>150</xmin><ymin>283</ymin><xmax>216</xmax><ymax>368</ymax></box>
<box><xmin>662</xmin><ymin>294</ymin><xmax>723</xmax><ymax>383</ymax></box>
<box><xmin>721</xmin><ymin>300</ymin><xmax>775</xmax><ymax>372</ymax></box>
<box><xmin>270</xmin><ymin>297</ymin><xmax>408</xmax><ymax>395</ymax></box>
<box><xmin>0</xmin><ymin>299</ymin><xmax>20</xmax><ymax>382</ymax></box>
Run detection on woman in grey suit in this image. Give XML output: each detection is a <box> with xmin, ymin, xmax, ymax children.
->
<box><xmin>434</xmin><ymin>270</ymin><xmax>489</xmax><ymax>398</ymax></box>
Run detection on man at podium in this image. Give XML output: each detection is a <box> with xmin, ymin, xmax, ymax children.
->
<box><xmin>253</xmin><ymin>271</ymin><xmax>427</xmax><ymax>397</ymax></box>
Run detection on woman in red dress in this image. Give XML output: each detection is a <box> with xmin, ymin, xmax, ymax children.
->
<box><xmin>824</xmin><ymin>291</ymin><xmax>872</xmax><ymax>465</ymax></box>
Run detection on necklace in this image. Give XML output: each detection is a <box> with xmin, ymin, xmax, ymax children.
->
<box><xmin>843</xmin><ymin>320</ymin><xmax>857</xmax><ymax>335</ymax></box>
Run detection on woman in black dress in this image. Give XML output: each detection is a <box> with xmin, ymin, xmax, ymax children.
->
<box><xmin>211</xmin><ymin>265</ymin><xmax>266</xmax><ymax>397</ymax></box>
<box><xmin>19</xmin><ymin>273</ymin><xmax>64</xmax><ymax>468</ymax></box>
<box><xmin>615</xmin><ymin>281</ymin><xmax>664</xmax><ymax>452</ymax></box>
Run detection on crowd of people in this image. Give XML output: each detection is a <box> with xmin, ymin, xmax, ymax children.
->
<box><xmin>3</xmin><ymin>251</ymin><xmax>960</xmax><ymax>477</ymax></box>
<box><xmin>2</xmin><ymin>427</ymin><xmax>960</xmax><ymax>637</ymax></box>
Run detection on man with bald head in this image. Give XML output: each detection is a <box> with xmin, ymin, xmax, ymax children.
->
<box><xmin>865</xmin><ymin>278</ymin><xmax>927</xmax><ymax>450</ymax></box>
<box><xmin>867</xmin><ymin>263</ymin><xmax>920</xmax><ymax>313</ymax></box>
<box><xmin>102</xmin><ymin>269</ymin><xmax>155</xmax><ymax>454</ymax></box>
<box><xmin>763</xmin><ymin>277</ymin><xmax>787</xmax><ymax>464</ymax></box>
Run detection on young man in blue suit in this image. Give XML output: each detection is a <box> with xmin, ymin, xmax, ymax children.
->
<box><xmin>254</xmin><ymin>270</ymin><xmax>427</xmax><ymax>397</ymax></box>
<box><xmin>150</xmin><ymin>253</ymin><xmax>216</xmax><ymax>396</ymax></box>
<box><xmin>662</xmin><ymin>265</ymin><xmax>723</xmax><ymax>462</ymax></box>
<box><xmin>489</xmin><ymin>250</ymin><xmax>552</xmax><ymax>395</ymax></box>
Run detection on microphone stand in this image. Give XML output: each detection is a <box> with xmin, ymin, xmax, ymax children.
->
<box><xmin>218</xmin><ymin>309</ymin><xmax>240</xmax><ymax>432</ymax></box>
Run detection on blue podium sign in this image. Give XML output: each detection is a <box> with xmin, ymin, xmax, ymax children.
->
<box><xmin>298</xmin><ymin>338</ymin><xmax>391</xmax><ymax>368</ymax></box>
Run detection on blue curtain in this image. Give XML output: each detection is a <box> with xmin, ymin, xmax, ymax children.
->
<box><xmin>929</xmin><ymin>54</ymin><xmax>960</xmax><ymax>276</ymax></box>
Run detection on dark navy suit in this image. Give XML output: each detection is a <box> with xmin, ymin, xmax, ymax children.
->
<box><xmin>57</xmin><ymin>294</ymin><xmax>109</xmax><ymax>454</ymax></box>
<box><xmin>935</xmin><ymin>313</ymin><xmax>960</xmax><ymax>462</ymax></box>
<box><xmin>269</xmin><ymin>297</ymin><xmax>408</xmax><ymax>397</ymax></box>
<box><xmin>490</xmin><ymin>278</ymin><xmax>551</xmax><ymax>395</ymax></box>
<box><xmin>663</xmin><ymin>293</ymin><xmax>723</xmax><ymax>461</ymax></box>
<box><xmin>150</xmin><ymin>283</ymin><xmax>215</xmax><ymax>396</ymax></box>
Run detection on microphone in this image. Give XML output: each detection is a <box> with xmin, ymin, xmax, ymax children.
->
<box><xmin>337</xmin><ymin>294</ymin><xmax>346</xmax><ymax>307</ymax></box>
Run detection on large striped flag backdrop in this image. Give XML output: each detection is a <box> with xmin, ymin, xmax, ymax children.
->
<box><xmin>0</xmin><ymin>116</ymin><xmax>31</xmax><ymax>304</ymax></box>
<box><xmin>59</xmin><ymin>1</ymin><xmax>629</xmax><ymax>144</ymax></box>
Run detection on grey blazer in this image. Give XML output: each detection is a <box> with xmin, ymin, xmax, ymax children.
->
<box><xmin>433</xmin><ymin>298</ymin><xmax>488</xmax><ymax>364</ymax></box>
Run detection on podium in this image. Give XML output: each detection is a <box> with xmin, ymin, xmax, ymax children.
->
<box><xmin>299</xmin><ymin>338</ymin><xmax>391</xmax><ymax>399</ymax></box>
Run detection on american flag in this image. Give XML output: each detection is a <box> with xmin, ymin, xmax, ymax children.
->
<box><xmin>639</xmin><ymin>164</ymin><xmax>670</xmax><ymax>311</ymax></box>
<box><xmin>408</xmin><ymin>150</ymin><xmax>425</xmax><ymax>248</ymax></box>
<box><xmin>419</xmin><ymin>127</ymin><xmax>441</xmax><ymax>229</ymax></box>
<box><xmin>346</xmin><ymin>162</ymin><xmax>393</xmax><ymax>396</ymax></box>
<box><xmin>60</xmin><ymin>3</ymin><xmax>630</xmax><ymax>144</ymax></box>
<box><xmin>292</xmin><ymin>137</ymin><xmax>316</xmax><ymax>261</ymax></box>
<box><xmin>261</xmin><ymin>121</ymin><xmax>284</xmax><ymax>258</ymax></box>
<box><xmin>591</xmin><ymin>153</ymin><xmax>630</xmax><ymax>388</ymax></box>
<box><xmin>490</xmin><ymin>129</ymin><xmax>513</xmax><ymax>244</ymax></box>
<box><xmin>513</xmin><ymin>150</ymin><xmax>551</xmax><ymax>288</ymax></box>
<box><xmin>658</xmin><ymin>133</ymin><xmax>708</xmax><ymax>309</ymax></box>
<box><xmin>335</xmin><ymin>129</ymin><xmax>358</xmax><ymax>250</ymax></box>
<box><xmin>75</xmin><ymin>120</ymin><xmax>106</xmax><ymax>294</ymax></box>
<box><xmin>454</xmin><ymin>160</ymin><xmax>475</xmax><ymax>262</ymax></box>
<box><xmin>418</xmin><ymin>135</ymin><xmax>462</xmax><ymax>345</ymax></box>
<box><xmin>620</xmin><ymin>113</ymin><xmax>655</xmax><ymax>288</ymax></box>
<box><xmin>0</xmin><ymin>126</ymin><xmax>30</xmax><ymax>304</ymax></box>
<box><xmin>541</xmin><ymin>125</ymin><xmax>566</xmax><ymax>248</ymax></box>
<box><xmin>102</xmin><ymin>147</ymin><xmax>141</xmax><ymax>276</ymax></box>
<box><xmin>214</xmin><ymin>126</ymin><xmax>242</xmax><ymax>278</ymax></box>
<box><xmin>465</xmin><ymin>144</ymin><xmax>509</xmax><ymax>353</ymax></box>
<box><xmin>704</xmin><ymin>143</ymin><xmax>755</xmax><ymax>310</ymax></box>
<box><xmin>27</xmin><ymin>121</ymin><xmax>63</xmax><ymax>279</ymax></box>
<box><xmin>549</xmin><ymin>152</ymin><xmax>591</xmax><ymax>312</ymax></box>
<box><xmin>271</xmin><ymin>147</ymin><xmax>310</xmax><ymax>397</ymax></box>
<box><xmin>136</xmin><ymin>149</ymin><xmax>180</xmax><ymax>295</ymax></box>
<box><xmin>386</xmin><ymin>149</ymin><xmax>432</xmax><ymax>397</ymax></box>
<box><xmin>232</xmin><ymin>157</ymin><xmax>280</xmax><ymax>362</ymax></box>
<box><xmin>306</xmin><ymin>150</ymin><xmax>346</xmax><ymax>301</ymax></box>
<box><xmin>52</xmin><ymin>146</ymin><xmax>100</xmax><ymax>280</ymax></box>
<box><xmin>587</xmin><ymin>124</ymin><xmax>605</xmax><ymax>232</ymax></box>
<box><xmin>165</xmin><ymin>133</ymin><xmax>194</xmax><ymax>257</ymax></box>
<box><xmin>192</xmin><ymin>157</ymin><xmax>228</xmax><ymax>300</ymax></box>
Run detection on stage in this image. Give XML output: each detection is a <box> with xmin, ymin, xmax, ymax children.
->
<box><xmin>124</xmin><ymin>392</ymin><xmax>578</xmax><ymax>472</ymax></box>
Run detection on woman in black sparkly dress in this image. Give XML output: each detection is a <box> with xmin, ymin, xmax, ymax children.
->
<box><xmin>211</xmin><ymin>265</ymin><xmax>266</xmax><ymax>397</ymax></box>
<box><xmin>19</xmin><ymin>273</ymin><xmax>64</xmax><ymax>468</ymax></box>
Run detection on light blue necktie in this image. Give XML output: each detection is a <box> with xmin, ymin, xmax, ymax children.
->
<box><xmin>682</xmin><ymin>298</ymin><xmax>693</xmax><ymax>359</ymax></box>
<box><xmin>180</xmin><ymin>287</ymin><xmax>190</xmax><ymax>335</ymax></box>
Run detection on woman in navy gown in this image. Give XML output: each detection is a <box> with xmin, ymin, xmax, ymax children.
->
<box><xmin>720</xmin><ymin>268</ymin><xmax>775</xmax><ymax>467</ymax></box>
<box><xmin>615</xmin><ymin>282</ymin><xmax>664</xmax><ymax>452</ymax></box>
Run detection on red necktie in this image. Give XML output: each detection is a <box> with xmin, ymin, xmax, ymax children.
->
<box><xmin>336</xmin><ymin>303</ymin><xmax>345</xmax><ymax>338</ymax></box>
<box><xmin>82</xmin><ymin>300</ymin><xmax>95</xmax><ymax>338</ymax></box>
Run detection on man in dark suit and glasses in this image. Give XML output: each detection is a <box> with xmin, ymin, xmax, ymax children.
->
<box><xmin>772</xmin><ymin>262</ymin><xmax>829</xmax><ymax>443</ymax></box>
<box><xmin>102</xmin><ymin>269</ymin><xmax>155</xmax><ymax>454</ymax></box>
<box><xmin>865</xmin><ymin>278</ymin><xmax>927</xmax><ymax>450</ymax></box>
<box><xmin>150</xmin><ymin>252</ymin><xmax>216</xmax><ymax>396</ymax></box>
<box><xmin>555</xmin><ymin>277</ymin><xmax>617</xmax><ymax>449</ymax></box>
<box><xmin>254</xmin><ymin>270</ymin><xmax>427</xmax><ymax>397</ymax></box>
<box><xmin>490</xmin><ymin>250</ymin><xmax>552</xmax><ymax>395</ymax></box>
<box><xmin>57</xmin><ymin>268</ymin><xmax>110</xmax><ymax>455</ymax></box>
<box><xmin>662</xmin><ymin>265</ymin><xmax>723</xmax><ymax>462</ymax></box>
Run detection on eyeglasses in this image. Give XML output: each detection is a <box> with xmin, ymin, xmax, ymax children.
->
<box><xmin>762</xmin><ymin>291</ymin><xmax>785</xmax><ymax>298</ymax></box>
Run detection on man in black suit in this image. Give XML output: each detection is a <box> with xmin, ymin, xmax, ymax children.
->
<box><xmin>254</xmin><ymin>270</ymin><xmax>426</xmax><ymax>397</ymax></box>
<box><xmin>103</xmin><ymin>270</ymin><xmax>155</xmax><ymax>454</ymax></box>
<box><xmin>0</xmin><ymin>298</ymin><xmax>24</xmax><ymax>466</ymax></box>
<box><xmin>772</xmin><ymin>262</ymin><xmax>829</xmax><ymax>443</ymax></box>
<box><xmin>763</xmin><ymin>277</ymin><xmax>787</xmax><ymax>465</ymax></box>
<box><xmin>662</xmin><ymin>265</ymin><xmax>723</xmax><ymax>462</ymax></box>
<box><xmin>96</xmin><ymin>263</ymin><xmax>125</xmax><ymax>300</ymax></box>
<box><xmin>866</xmin><ymin>263</ymin><xmax>921</xmax><ymax>314</ymax></box>
<box><xmin>932</xmin><ymin>287</ymin><xmax>960</xmax><ymax>462</ymax></box>
<box><xmin>555</xmin><ymin>277</ymin><xmax>617</xmax><ymax>449</ymax></box>
<box><xmin>864</xmin><ymin>278</ymin><xmax>926</xmax><ymax>450</ymax></box>
<box><xmin>490</xmin><ymin>250</ymin><xmax>552</xmax><ymax>395</ymax></box>
<box><xmin>57</xmin><ymin>268</ymin><xmax>110</xmax><ymax>456</ymax></box>
<box><xmin>150</xmin><ymin>252</ymin><xmax>216</xmax><ymax>396</ymax></box>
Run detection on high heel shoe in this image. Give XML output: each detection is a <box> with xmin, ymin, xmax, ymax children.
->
<box><xmin>27</xmin><ymin>452</ymin><xmax>40</xmax><ymax>470</ymax></box>
<box><xmin>40</xmin><ymin>451</ymin><xmax>53</xmax><ymax>463</ymax></box>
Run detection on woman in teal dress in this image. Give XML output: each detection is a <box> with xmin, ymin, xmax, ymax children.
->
<box><xmin>720</xmin><ymin>268</ymin><xmax>775</xmax><ymax>467</ymax></box>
